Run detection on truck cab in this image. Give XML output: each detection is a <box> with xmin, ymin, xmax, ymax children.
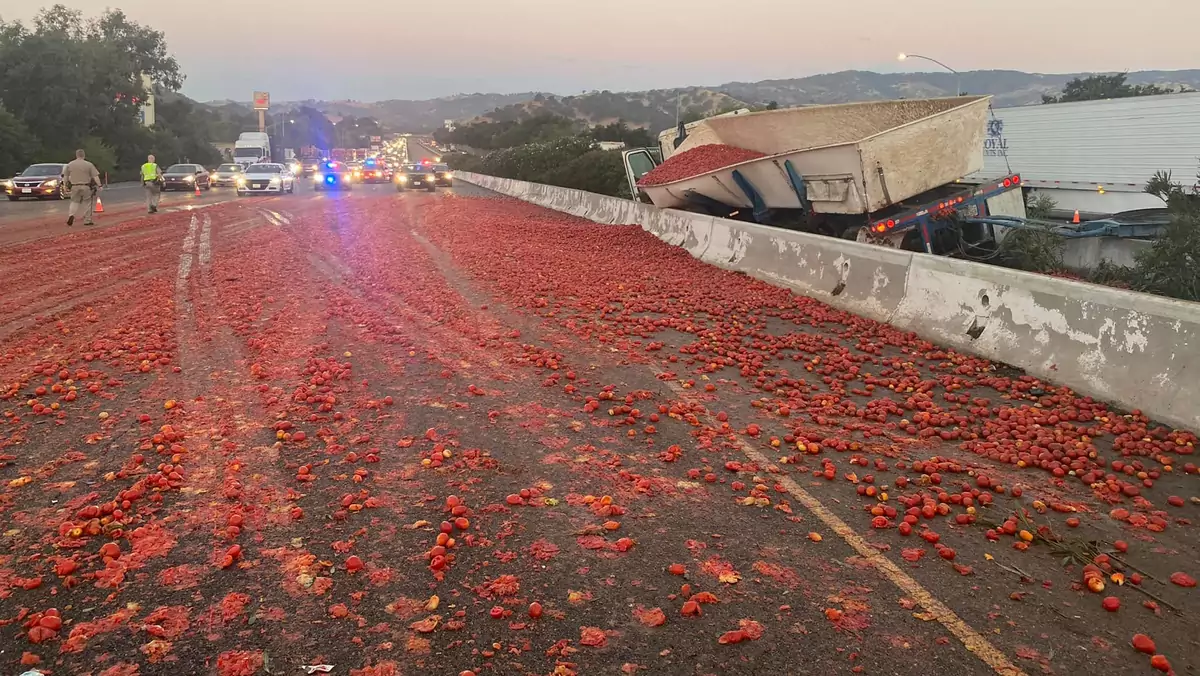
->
<box><xmin>622</xmin><ymin>109</ymin><xmax>751</xmax><ymax>201</ymax></box>
<box><xmin>622</xmin><ymin>147</ymin><xmax>663</xmax><ymax>202</ymax></box>
<box><xmin>234</xmin><ymin>132</ymin><xmax>271</xmax><ymax>168</ymax></box>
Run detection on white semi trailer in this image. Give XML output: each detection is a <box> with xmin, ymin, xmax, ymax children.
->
<box><xmin>971</xmin><ymin>92</ymin><xmax>1200</xmax><ymax>218</ymax></box>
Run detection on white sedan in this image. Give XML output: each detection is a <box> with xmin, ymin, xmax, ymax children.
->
<box><xmin>236</xmin><ymin>163</ymin><xmax>295</xmax><ymax>196</ymax></box>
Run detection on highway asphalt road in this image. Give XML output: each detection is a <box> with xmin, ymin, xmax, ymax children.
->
<box><xmin>0</xmin><ymin>177</ymin><xmax>1196</xmax><ymax>675</ymax></box>
<box><xmin>406</xmin><ymin>139</ymin><xmax>442</xmax><ymax>163</ymax></box>
<box><xmin>0</xmin><ymin>181</ymin><xmax>239</xmax><ymax>244</ymax></box>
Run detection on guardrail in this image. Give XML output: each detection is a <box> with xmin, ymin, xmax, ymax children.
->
<box><xmin>456</xmin><ymin>171</ymin><xmax>1200</xmax><ymax>430</ymax></box>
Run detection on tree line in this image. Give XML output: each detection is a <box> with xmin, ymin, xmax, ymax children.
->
<box><xmin>0</xmin><ymin>5</ymin><xmax>387</xmax><ymax>179</ymax></box>
<box><xmin>1042</xmin><ymin>73</ymin><xmax>1191</xmax><ymax>104</ymax></box>
<box><xmin>0</xmin><ymin>6</ymin><xmax>222</xmax><ymax>179</ymax></box>
<box><xmin>434</xmin><ymin>114</ymin><xmax>655</xmax><ymax>151</ymax></box>
<box><xmin>432</xmin><ymin>114</ymin><xmax>658</xmax><ymax>198</ymax></box>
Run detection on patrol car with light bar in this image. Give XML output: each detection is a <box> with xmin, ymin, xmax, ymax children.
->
<box><xmin>312</xmin><ymin>161</ymin><xmax>353</xmax><ymax>191</ymax></box>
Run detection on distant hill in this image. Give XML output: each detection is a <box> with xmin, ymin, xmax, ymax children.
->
<box><xmin>468</xmin><ymin>88</ymin><xmax>745</xmax><ymax>131</ymax></box>
<box><xmin>213</xmin><ymin>69</ymin><xmax>1200</xmax><ymax>133</ymax></box>
<box><xmin>715</xmin><ymin>69</ymin><xmax>1200</xmax><ymax>109</ymax></box>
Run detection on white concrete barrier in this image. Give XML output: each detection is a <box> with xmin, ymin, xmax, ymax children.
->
<box><xmin>457</xmin><ymin>172</ymin><xmax>1200</xmax><ymax>431</ymax></box>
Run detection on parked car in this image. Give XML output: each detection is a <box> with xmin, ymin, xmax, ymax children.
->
<box><xmin>209</xmin><ymin>163</ymin><xmax>245</xmax><ymax>188</ymax></box>
<box><xmin>162</xmin><ymin>164</ymin><xmax>211</xmax><ymax>191</ymax></box>
<box><xmin>236</xmin><ymin>163</ymin><xmax>295</xmax><ymax>196</ymax></box>
<box><xmin>2</xmin><ymin>163</ymin><xmax>67</xmax><ymax>200</ymax></box>
<box><xmin>394</xmin><ymin>163</ymin><xmax>436</xmax><ymax>192</ymax></box>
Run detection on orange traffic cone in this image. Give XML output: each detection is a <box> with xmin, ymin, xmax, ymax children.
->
<box><xmin>194</xmin><ymin>182</ymin><xmax>201</xmax><ymax>196</ymax></box>
<box><xmin>1072</xmin><ymin>209</ymin><xmax>1080</xmax><ymax>224</ymax></box>
<box><xmin>94</xmin><ymin>195</ymin><xmax>104</xmax><ymax>213</ymax></box>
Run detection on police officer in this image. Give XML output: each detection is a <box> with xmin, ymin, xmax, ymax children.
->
<box><xmin>142</xmin><ymin>154</ymin><xmax>163</xmax><ymax>213</ymax></box>
<box><xmin>64</xmin><ymin>149</ymin><xmax>100</xmax><ymax>227</ymax></box>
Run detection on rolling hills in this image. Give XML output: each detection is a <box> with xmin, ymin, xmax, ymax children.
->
<box><xmin>218</xmin><ymin>69</ymin><xmax>1200</xmax><ymax>133</ymax></box>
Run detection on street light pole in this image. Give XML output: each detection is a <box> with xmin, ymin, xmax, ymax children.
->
<box><xmin>898</xmin><ymin>53</ymin><xmax>961</xmax><ymax>97</ymax></box>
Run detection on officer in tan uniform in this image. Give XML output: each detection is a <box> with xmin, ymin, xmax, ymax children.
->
<box><xmin>64</xmin><ymin>149</ymin><xmax>100</xmax><ymax>227</ymax></box>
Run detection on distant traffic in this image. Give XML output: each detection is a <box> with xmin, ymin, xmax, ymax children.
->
<box><xmin>0</xmin><ymin>133</ymin><xmax>455</xmax><ymax>205</ymax></box>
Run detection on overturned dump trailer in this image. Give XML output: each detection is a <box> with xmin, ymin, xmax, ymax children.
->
<box><xmin>623</xmin><ymin>96</ymin><xmax>1027</xmax><ymax>255</ymax></box>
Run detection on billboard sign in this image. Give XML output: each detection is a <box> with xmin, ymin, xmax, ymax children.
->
<box><xmin>253</xmin><ymin>91</ymin><xmax>270</xmax><ymax>110</ymax></box>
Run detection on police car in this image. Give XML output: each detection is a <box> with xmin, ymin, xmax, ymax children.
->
<box><xmin>359</xmin><ymin>158</ymin><xmax>392</xmax><ymax>184</ymax></box>
<box><xmin>236</xmin><ymin>163</ymin><xmax>295</xmax><ymax>196</ymax></box>
<box><xmin>394</xmin><ymin>162</ymin><xmax>437</xmax><ymax>192</ymax></box>
<box><xmin>312</xmin><ymin>161</ymin><xmax>353</xmax><ymax>191</ymax></box>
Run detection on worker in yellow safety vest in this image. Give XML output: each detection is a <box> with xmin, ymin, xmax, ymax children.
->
<box><xmin>141</xmin><ymin>155</ymin><xmax>162</xmax><ymax>213</ymax></box>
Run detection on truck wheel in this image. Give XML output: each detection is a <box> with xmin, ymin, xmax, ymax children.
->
<box><xmin>840</xmin><ymin>226</ymin><xmax>866</xmax><ymax>242</ymax></box>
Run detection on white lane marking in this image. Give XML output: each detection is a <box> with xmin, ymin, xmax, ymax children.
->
<box><xmin>199</xmin><ymin>213</ymin><xmax>212</xmax><ymax>268</ymax></box>
<box><xmin>259</xmin><ymin>209</ymin><xmax>281</xmax><ymax>227</ymax></box>
<box><xmin>273</xmin><ymin>210</ymin><xmax>292</xmax><ymax>225</ymax></box>
<box><xmin>167</xmin><ymin>199</ymin><xmax>233</xmax><ymax>213</ymax></box>
<box><xmin>177</xmin><ymin>214</ymin><xmax>198</xmax><ymax>290</ymax></box>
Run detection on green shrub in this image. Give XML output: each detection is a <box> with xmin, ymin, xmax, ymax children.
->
<box><xmin>451</xmin><ymin>138</ymin><xmax>631</xmax><ymax>199</ymax></box>
<box><xmin>553</xmin><ymin>149</ymin><xmax>629</xmax><ymax>198</ymax></box>
<box><xmin>81</xmin><ymin>136</ymin><xmax>117</xmax><ymax>175</ymax></box>
<box><xmin>1087</xmin><ymin>259</ymin><xmax>1134</xmax><ymax>288</ymax></box>
<box><xmin>1130</xmin><ymin>170</ymin><xmax>1200</xmax><ymax>301</ymax></box>
<box><xmin>1025</xmin><ymin>193</ymin><xmax>1057</xmax><ymax>219</ymax></box>
<box><xmin>0</xmin><ymin>106</ymin><xmax>40</xmax><ymax>177</ymax></box>
<box><xmin>443</xmin><ymin>152</ymin><xmax>484</xmax><ymax>173</ymax></box>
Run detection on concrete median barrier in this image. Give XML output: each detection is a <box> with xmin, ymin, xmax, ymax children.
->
<box><xmin>457</xmin><ymin>171</ymin><xmax>1200</xmax><ymax>430</ymax></box>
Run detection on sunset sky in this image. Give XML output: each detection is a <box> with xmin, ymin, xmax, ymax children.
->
<box><xmin>3</xmin><ymin>0</ymin><xmax>1197</xmax><ymax>101</ymax></box>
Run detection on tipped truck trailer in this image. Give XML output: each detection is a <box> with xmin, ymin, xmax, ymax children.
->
<box><xmin>623</xmin><ymin>96</ymin><xmax>1026</xmax><ymax>256</ymax></box>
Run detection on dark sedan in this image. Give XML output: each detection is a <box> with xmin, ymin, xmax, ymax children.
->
<box><xmin>394</xmin><ymin>163</ymin><xmax>436</xmax><ymax>192</ymax></box>
<box><xmin>2</xmin><ymin>163</ymin><xmax>67</xmax><ymax>200</ymax></box>
<box><xmin>162</xmin><ymin>164</ymin><xmax>211</xmax><ymax>191</ymax></box>
<box><xmin>433</xmin><ymin>163</ymin><xmax>454</xmax><ymax>187</ymax></box>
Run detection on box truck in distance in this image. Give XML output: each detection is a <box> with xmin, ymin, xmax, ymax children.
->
<box><xmin>233</xmin><ymin>132</ymin><xmax>271</xmax><ymax>167</ymax></box>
